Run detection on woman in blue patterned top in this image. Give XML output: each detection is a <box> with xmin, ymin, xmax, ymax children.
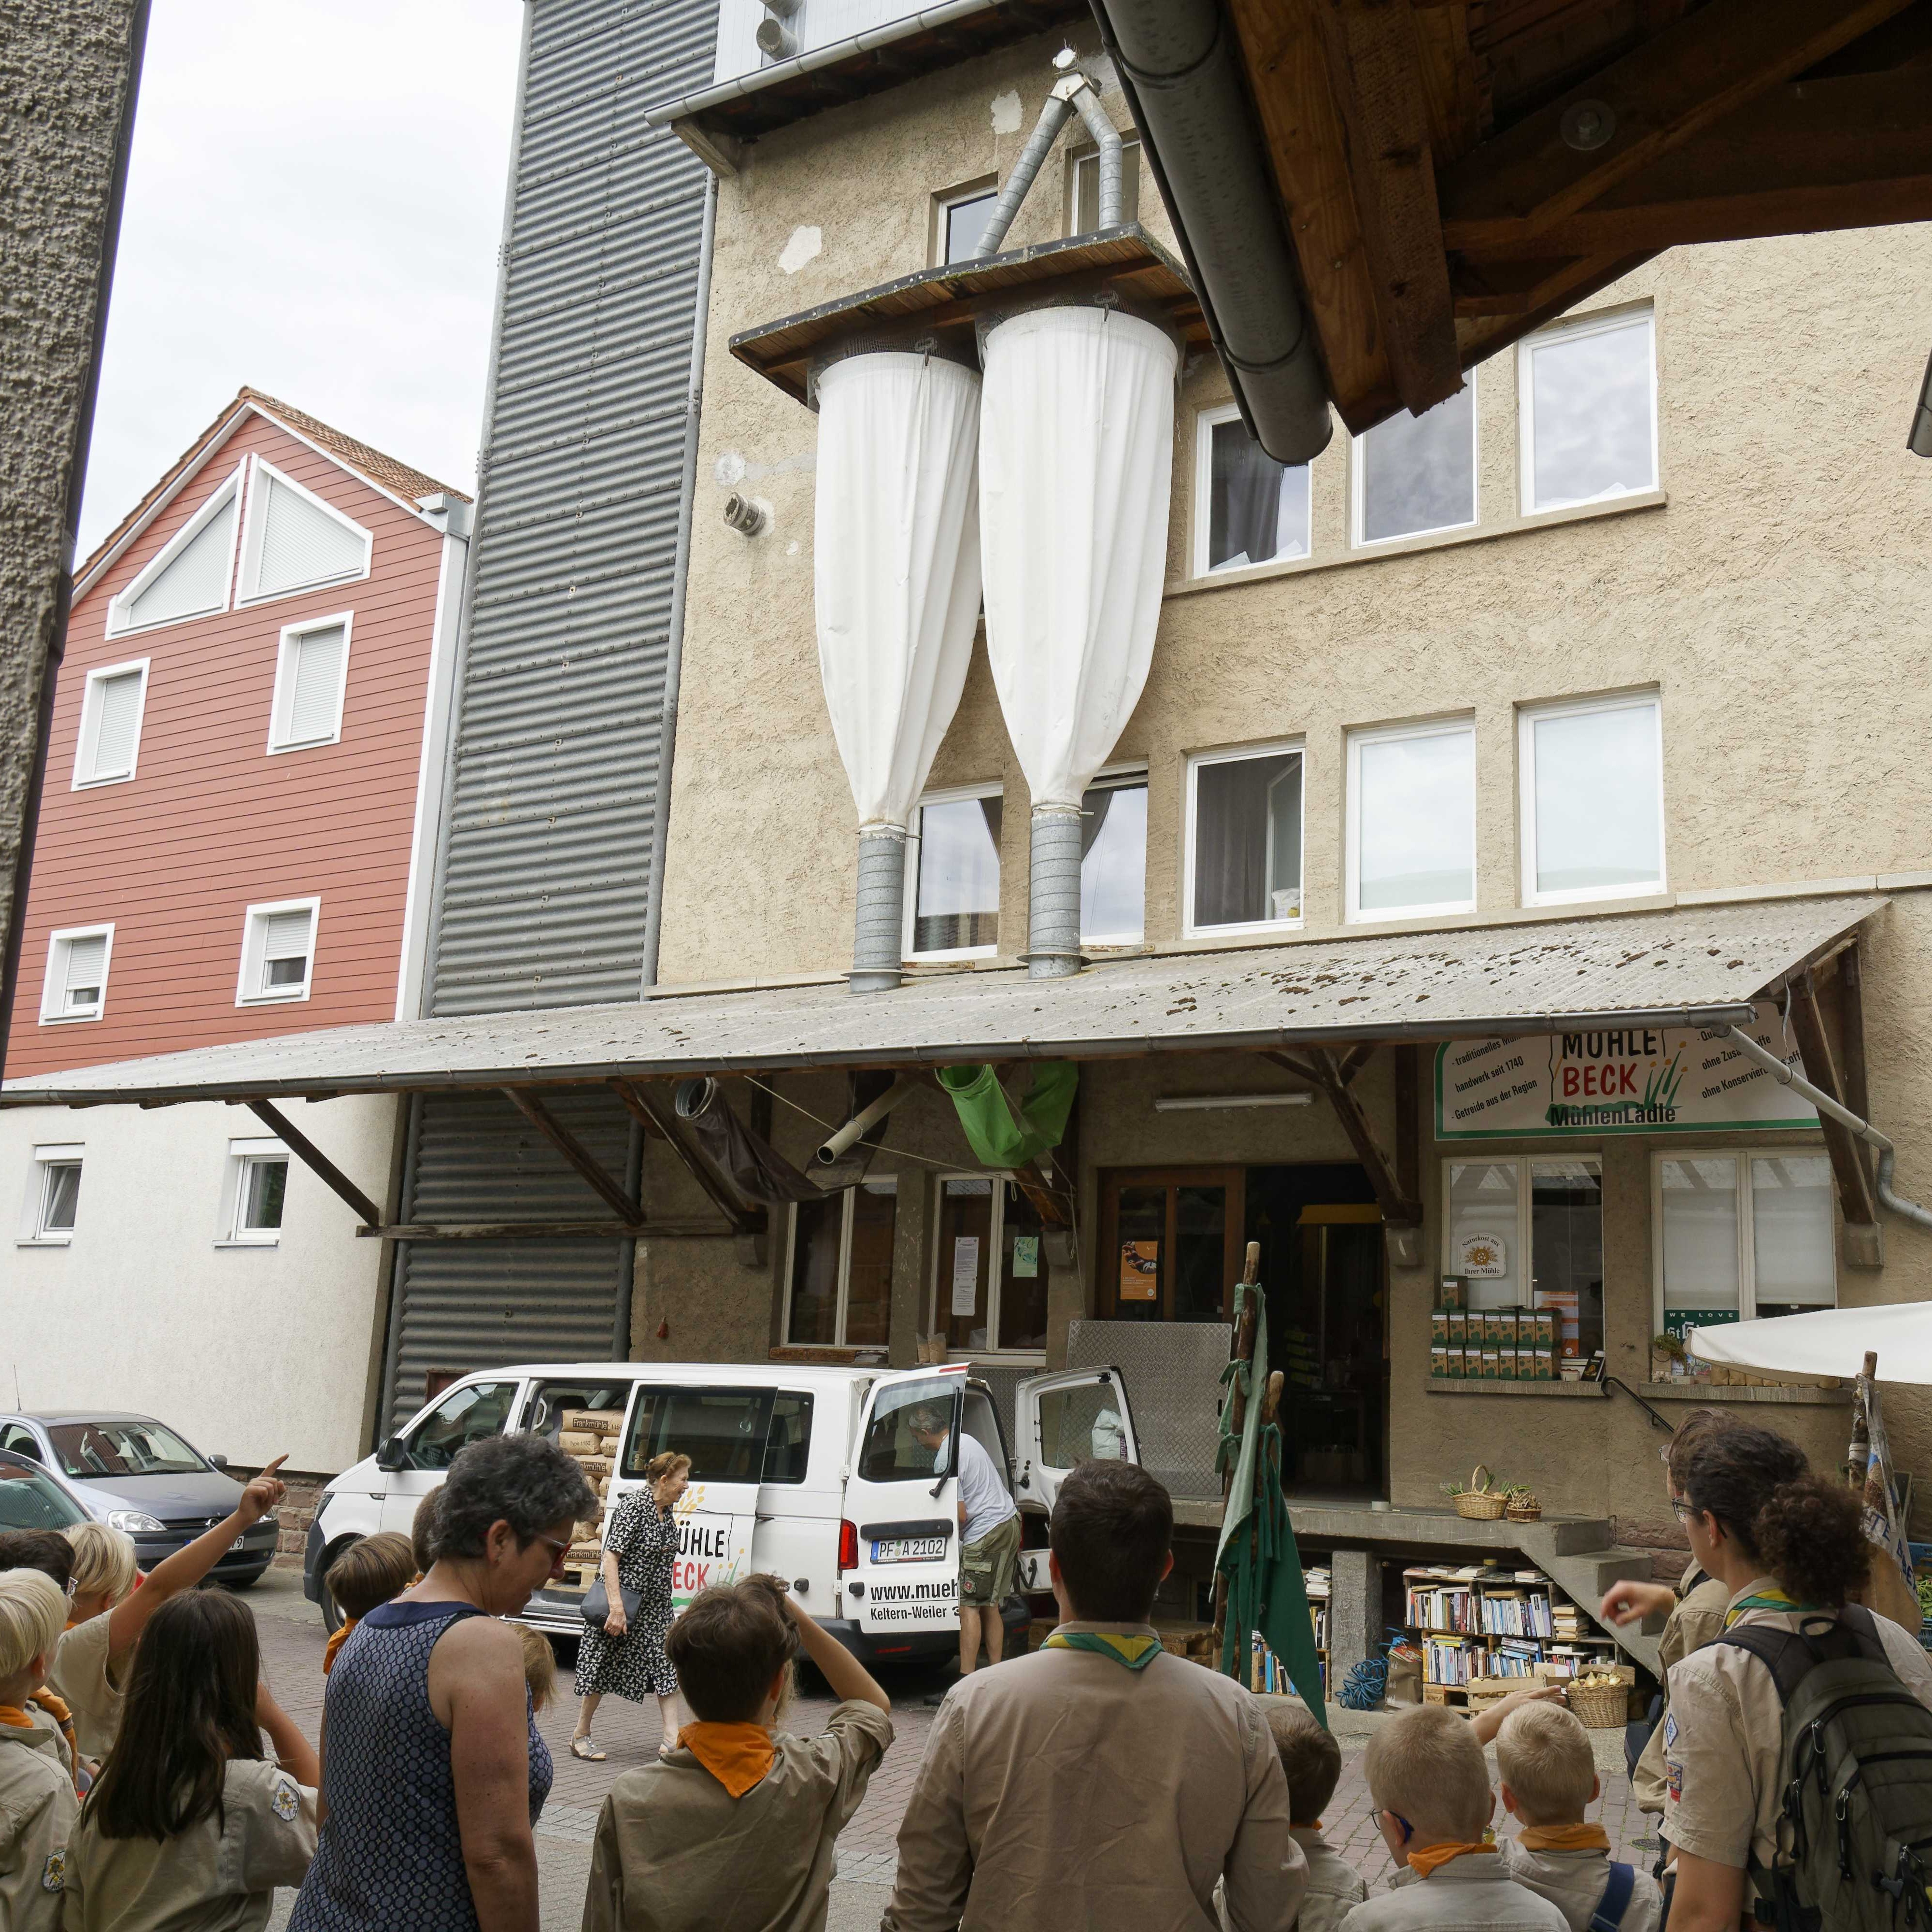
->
<box><xmin>290</xmin><ymin>1432</ymin><xmax>595</xmax><ymax>1932</ymax></box>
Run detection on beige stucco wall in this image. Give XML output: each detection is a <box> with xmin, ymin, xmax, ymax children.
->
<box><xmin>651</xmin><ymin>26</ymin><xmax>1932</xmax><ymax>1529</ymax></box>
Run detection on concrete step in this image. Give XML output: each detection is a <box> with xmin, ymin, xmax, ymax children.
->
<box><xmin>1535</xmin><ymin>1544</ymin><xmax>1662</xmax><ymax>1676</ymax></box>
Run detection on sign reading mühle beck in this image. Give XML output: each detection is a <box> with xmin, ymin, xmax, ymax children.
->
<box><xmin>1435</xmin><ymin>1019</ymin><xmax>1819</xmax><ymax>1140</ymax></box>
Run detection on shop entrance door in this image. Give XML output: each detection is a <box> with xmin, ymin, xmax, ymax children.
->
<box><xmin>1097</xmin><ymin>1168</ymin><xmax>1246</xmax><ymax>1321</ymax></box>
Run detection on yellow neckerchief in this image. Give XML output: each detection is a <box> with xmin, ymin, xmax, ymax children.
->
<box><xmin>323</xmin><ymin>1618</ymin><xmax>356</xmax><ymax>1673</ymax></box>
<box><xmin>1519</xmin><ymin>1824</ymin><xmax>1611</xmax><ymax>1852</ymax></box>
<box><xmin>679</xmin><ymin>1721</ymin><xmax>775</xmax><ymax>1798</ymax></box>
<box><xmin>1408</xmin><ymin>1843</ymin><xmax>1499</xmax><ymax>1878</ymax></box>
<box><xmin>1040</xmin><ymin>1629</ymin><xmax>1164</xmax><ymax>1669</ymax></box>
<box><xmin>1723</xmin><ymin>1581</ymin><xmax>1826</xmax><ymax>1629</ymax></box>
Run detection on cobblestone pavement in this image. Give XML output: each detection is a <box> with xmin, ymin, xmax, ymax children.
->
<box><xmin>250</xmin><ymin>1570</ymin><xmax>1655</xmax><ymax>1929</ymax></box>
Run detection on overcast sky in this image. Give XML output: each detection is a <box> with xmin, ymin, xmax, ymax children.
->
<box><xmin>79</xmin><ymin>0</ymin><xmax>525</xmax><ymax>558</ymax></box>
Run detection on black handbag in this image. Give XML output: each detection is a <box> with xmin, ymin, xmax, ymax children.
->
<box><xmin>581</xmin><ymin>1575</ymin><xmax>642</xmax><ymax>1632</ymax></box>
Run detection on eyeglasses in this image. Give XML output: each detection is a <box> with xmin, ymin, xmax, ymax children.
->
<box><xmin>1381</xmin><ymin>1810</ymin><xmax>1415</xmax><ymax>1844</ymax></box>
<box><xmin>532</xmin><ymin>1532</ymin><xmax>572</xmax><ymax>1574</ymax></box>
<box><xmin>1670</xmin><ymin>1497</ymin><xmax>1696</xmax><ymax>1522</ymax></box>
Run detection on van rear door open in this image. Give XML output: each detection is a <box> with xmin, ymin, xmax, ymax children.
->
<box><xmin>842</xmin><ymin>1366</ymin><xmax>965</xmax><ymax>1638</ymax></box>
<box><xmin>1012</xmin><ymin>1366</ymin><xmax>1140</xmax><ymax>1590</ymax></box>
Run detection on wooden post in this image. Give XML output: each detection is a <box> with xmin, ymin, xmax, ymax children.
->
<box><xmin>1848</xmin><ymin>1348</ymin><xmax>1877</xmax><ymax>1486</ymax></box>
<box><xmin>1212</xmin><ymin>1242</ymin><xmax>1265</xmax><ymax>1652</ymax></box>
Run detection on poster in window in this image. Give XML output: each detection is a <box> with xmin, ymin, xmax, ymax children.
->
<box><xmin>1118</xmin><ymin>1239</ymin><xmax>1159</xmax><ymax>1301</ymax></box>
<box><xmin>1011</xmin><ymin>1235</ymin><xmax>1039</xmax><ymax>1278</ymax></box>
<box><xmin>1537</xmin><ymin>1289</ymin><xmax>1582</xmax><ymax>1356</ymax></box>
<box><xmin>951</xmin><ymin>1237</ymin><xmax>981</xmax><ymax>1317</ymax></box>
<box><xmin>1457</xmin><ymin>1231</ymin><xmax>1507</xmax><ymax>1278</ymax></box>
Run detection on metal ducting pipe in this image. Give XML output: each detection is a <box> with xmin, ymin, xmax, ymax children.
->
<box><xmin>974</xmin><ymin>86</ymin><xmax>1077</xmax><ymax>258</ymax></box>
<box><xmin>1027</xmin><ymin>804</ymin><xmax>1084</xmax><ymax>979</ymax></box>
<box><xmin>817</xmin><ymin>1073</ymin><xmax>924</xmax><ymax>1165</ymax></box>
<box><xmin>1718</xmin><ymin>1024</ymin><xmax>1932</xmax><ymax>1230</ymax></box>
<box><xmin>1094</xmin><ymin>0</ymin><xmax>1333</xmax><ymax>465</ymax></box>
<box><xmin>1068</xmin><ymin>76</ymin><xmax>1124</xmax><ymax>228</ymax></box>
<box><xmin>851</xmin><ymin>826</ymin><xmax>908</xmax><ymax>994</ymax></box>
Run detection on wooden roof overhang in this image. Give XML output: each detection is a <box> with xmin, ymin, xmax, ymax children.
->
<box><xmin>729</xmin><ymin>226</ymin><xmax>1211</xmax><ymax>405</ymax></box>
<box><xmin>1099</xmin><ymin>0</ymin><xmax>1932</xmax><ymax>435</ymax></box>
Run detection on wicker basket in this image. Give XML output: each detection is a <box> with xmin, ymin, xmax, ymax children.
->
<box><xmin>1452</xmin><ymin>1463</ymin><xmax>1509</xmax><ymax>1520</ymax></box>
<box><xmin>1569</xmin><ymin>1679</ymin><xmax>1632</xmax><ymax>1730</ymax></box>
<box><xmin>1506</xmin><ymin>1496</ymin><xmax>1543</xmax><ymax>1522</ymax></box>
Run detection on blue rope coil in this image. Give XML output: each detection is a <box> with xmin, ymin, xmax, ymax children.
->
<box><xmin>1339</xmin><ymin>1657</ymin><xmax>1388</xmax><ymax>1710</ymax></box>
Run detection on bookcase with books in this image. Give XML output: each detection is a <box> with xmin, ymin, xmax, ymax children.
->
<box><xmin>1246</xmin><ymin>1565</ymin><xmax>1330</xmax><ymax>1700</ymax></box>
<box><xmin>1403</xmin><ymin>1562</ymin><xmax>1621</xmax><ymax>1700</ymax></box>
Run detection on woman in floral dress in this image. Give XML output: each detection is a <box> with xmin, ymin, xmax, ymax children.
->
<box><xmin>570</xmin><ymin>1451</ymin><xmax>690</xmax><ymax>1762</ymax></box>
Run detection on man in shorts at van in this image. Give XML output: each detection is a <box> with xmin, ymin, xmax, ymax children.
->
<box><xmin>909</xmin><ymin>1406</ymin><xmax>1021</xmax><ymax>1688</ymax></box>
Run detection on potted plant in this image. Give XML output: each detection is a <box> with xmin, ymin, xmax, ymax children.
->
<box><xmin>1652</xmin><ymin>1331</ymin><xmax>1690</xmax><ymax>1380</ymax></box>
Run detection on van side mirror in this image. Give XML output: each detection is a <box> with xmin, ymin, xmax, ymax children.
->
<box><xmin>209</xmin><ymin>1453</ymin><xmax>229</xmax><ymax>1471</ymax></box>
<box><xmin>376</xmin><ymin>1436</ymin><xmax>411</xmax><ymax>1473</ymax></box>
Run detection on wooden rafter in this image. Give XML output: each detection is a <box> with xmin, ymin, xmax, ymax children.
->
<box><xmin>1786</xmin><ymin>972</ymin><xmax>1881</xmax><ymax>1262</ymax></box>
<box><xmin>247</xmin><ymin>1099</ymin><xmax>383</xmax><ymax>1229</ymax></box>
<box><xmin>501</xmin><ymin>1088</ymin><xmax>644</xmax><ymax>1227</ymax></box>
<box><xmin>611</xmin><ymin>1079</ymin><xmax>760</xmax><ymax>1238</ymax></box>
<box><xmin>1453</xmin><ymin>251</ymin><xmax>1658</xmax><ymax>366</ymax></box>
<box><xmin>1267</xmin><ymin>1049</ymin><xmax>1423</xmax><ymax>1224</ymax></box>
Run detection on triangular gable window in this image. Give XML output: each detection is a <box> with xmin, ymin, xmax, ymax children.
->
<box><xmin>107</xmin><ymin>472</ymin><xmax>241</xmax><ymax>635</ymax></box>
<box><xmin>237</xmin><ymin>460</ymin><xmax>371</xmax><ymax>603</ymax></box>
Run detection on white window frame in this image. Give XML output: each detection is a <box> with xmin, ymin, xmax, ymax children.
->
<box><xmin>105</xmin><ymin>465</ymin><xmax>243</xmax><ymax>638</ymax></box>
<box><xmin>1441</xmin><ymin>1154</ymin><xmax>1605</xmax><ymax>1356</ymax></box>
<box><xmin>932</xmin><ymin>177</ymin><xmax>998</xmax><ymax>267</ymax></box>
<box><xmin>71</xmin><ymin>658</ymin><xmax>152</xmax><ymax>789</ymax></box>
<box><xmin>235</xmin><ymin>896</ymin><xmax>320</xmax><ymax>1006</ymax></box>
<box><xmin>1182</xmin><ymin>740</ymin><xmax>1306</xmax><ymax>939</ymax></box>
<box><xmin>904</xmin><ymin>782</ymin><xmax>1004</xmax><ymax>963</ymax></box>
<box><xmin>1518</xmin><ymin>691</ymin><xmax>1665</xmax><ymax>908</ymax></box>
<box><xmin>19</xmin><ymin>1145</ymin><xmax>84</xmax><ymax>1247</ymax></box>
<box><xmin>1192</xmin><ymin>404</ymin><xmax>1313</xmax><ymax>579</ymax></box>
<box><xmin>1350</xmin><ymin>382</ymin><xmax>1480</xmax><ymax>549</ymax></box>
<box><xmin>779</xmin><ymin>1176</ymin><xmax>898</xmax><ymax>1348</ymax></box>
<box><xmin>1517</xmin><ymin>304</ymin><xmax>1658</xmax><ymax>516</ymax></box>
<box><xmin>266</xmin><ymin>611</ymin><xmax>355</xmax><ymax>754</ymax></box>
<box><xmin>216</xmin><ymin>1136</ymin><xmax>290</xmax><ymax>1248</ymax></box>
<box><xmin>1080</xmin><ymin>764</ymin><xmax>1150</xmax><ymax>948</ymax></box>
<box><xmin>1065</xmin><ymin>135</ymin><xmax>1143</xmax><ymax>233</ymax></box>
<box><xmin>926</xmin><ymin>1172</ymin><xmax>1047</xmax><ymax>1363</ymax></box>
<box><xmin>39</xmin><ymin>923</ymin><xmax>115</xmax><ymax>1025</ymax></box>
<box><xmin>234</xmin><ymin>456</ymin><xmax>373</xmax><ymax>607</ymax></box>
<box><xmin>1650</xmin><ymin>1148</ymin><xmax>1839</xmax><ymax>1332</ymax></box>
<box><xmin>1345</xmin><ymin>716</ymin><xmax>1477</xmax><ymax>924</ymax></box>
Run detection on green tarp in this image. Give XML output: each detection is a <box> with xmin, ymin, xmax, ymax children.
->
<box><xmin>936</xmin><ymin>1062</ymin><xmax>1078</xmax><ymax>1169</ymax></box>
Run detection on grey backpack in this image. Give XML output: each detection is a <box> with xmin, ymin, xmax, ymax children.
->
<box><xmin>1719</xmin><ymin>1606</ymin><xmax>1932</xmax><ymax>1931</ymax></box>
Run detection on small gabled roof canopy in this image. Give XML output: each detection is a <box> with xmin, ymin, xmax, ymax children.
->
<box><xmin>0</xmin><ymin>895</ymin><xmax>1883</xmax><ymax>1109</ymax></box>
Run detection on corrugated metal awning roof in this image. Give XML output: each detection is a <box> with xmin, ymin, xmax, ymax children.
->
<box><xmin>2</xmin><ymin>895</ymin><xmax>1883</xmax><ymax>1108</ymax></box>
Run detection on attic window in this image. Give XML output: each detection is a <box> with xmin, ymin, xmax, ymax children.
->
<box><xmin>237</xmin><ymin>460</ymin><xmax>372</xmax><ymax>603</ymax></box>
<box><xmin>107</xmin><ymin>472</ymin><xmax>242</xmax><ymax>636</ymax></box>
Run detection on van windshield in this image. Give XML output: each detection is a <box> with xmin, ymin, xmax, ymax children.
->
<box><xmin>858</xmin><ymin>1378</ymin><xmax>959</xmax><ymax>1483</ymax></box>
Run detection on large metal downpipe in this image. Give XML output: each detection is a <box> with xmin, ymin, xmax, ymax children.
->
<box><xmin>851</xmin><ymin>826</ymin><xmax>909</xmax><ymax>994</ymax></box>
<box><xmin>1027</xmin><ymin>805</ymin><xmax>1083</xmax><ymax>979</ymax></box>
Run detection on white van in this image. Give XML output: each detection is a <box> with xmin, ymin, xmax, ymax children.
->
<box><xmin>302</xmin><ymin>1358</ymin><xmax>1138</xmax><ymax>1662</ymax></box>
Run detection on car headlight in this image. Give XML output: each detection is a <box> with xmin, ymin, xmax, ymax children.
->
<box><xmin>256</xmin><ymin>1513</ymin><xmax>280</xmax><ymax>1530</ymax></box>
<box><xmin>107</xmin><ymin>1510</ymin><xmax>166</xmax><ymax>1534</ymax></box>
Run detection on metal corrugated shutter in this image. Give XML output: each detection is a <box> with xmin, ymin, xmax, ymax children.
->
<box><xmin>426</xmin><ymin>0</ymin><xmax>715</xmax><ymax>1017</ymax></box>
<box><xmin>381</xmin><ymin>1090</ymin><xmax>643</xmax><ymax>1431</ymax></box>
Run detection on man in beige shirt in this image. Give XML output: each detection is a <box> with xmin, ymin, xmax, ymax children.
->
<box><xmin>882</xmin><ymin>1461</ymin><xmax>1305</xmax><ymax>1932</ymax></box>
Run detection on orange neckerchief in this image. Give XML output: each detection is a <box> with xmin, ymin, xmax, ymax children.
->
<box><xmin>1408</xmin><ymin>1843</ymin><xmax>1499</xmax><ymax>1878</ymax></box>
<box><xmin>1519</xmin><ymin>1824</ymin><xmax>1611</xmax><ymax>1853</ymax></box>
<box><xmin>323</xmin><ymin>1618</ymin><xmax>357</xmax><ymax>1674</ymax></box>
<box><xmin>678</xmin><ymin>1721</ymin><xmax>775</xmax><ymax>1798</ymax></box>
<box><xmin>0</xmin><ymin>1691</ymin><xmax>80</xmax><ymax>1789</ymax></box>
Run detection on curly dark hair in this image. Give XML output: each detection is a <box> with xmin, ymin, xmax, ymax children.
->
<box><xmin>437</xmin><ymin>1432</ymin><xmax>596</xmax><ymax>1561</ymax></box>
<box><xmin>1677</xmin><ymin>1421</ymin><xmax>1869</xmax><ymax>1605</ymax></box>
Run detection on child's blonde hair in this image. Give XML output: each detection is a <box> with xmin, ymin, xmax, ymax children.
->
<box><xmin>1496</xmin><ymin>1701</ymin><xmax>1597</xmax><ymax>1825</ymax></box>
<box><xmin>1364</xmin><ymin>1705</ymin><xmax>1493</xmax><ymax>1844</ymax></box>
<box><xmin>520</xmin><ymin>1625</ymin><xmax>557</xmax><ymax>1713</ymax></box>
<box><xmin>0</xmin><ymin>1569</ymin><xmax>67</xmax><ymax>1678</ymax></box>
<box><xmin>66</xmin><ymin>1521</ymin><xmax>138</xmax><ymax>1604</ymax></box>
<box><xmin>326</xmin><ymin>1532</ymin><xmax>415</xmax><ymax>1621</ymax></box>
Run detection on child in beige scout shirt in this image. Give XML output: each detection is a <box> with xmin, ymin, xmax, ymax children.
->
<box><xmin>62</xmin><ymin>1589</ymin><xmax>319</xmax><ymax>1932</ymax></box>
<box><xmin>0</xmin><ymin>1571</ymin><xmax>77</xmax><ymax>1932</ymax></box>
<box><xmin>580</xmin><ymin>1574</ymin><xmax>894</xmax><ymax>1932</ymax></box>
<box><xmin>1492</xmin><ymin>1702</ymin><xmax>1662</xmax><ymax>1931</ymax></box>
<box><xmin>1269</xmin><ymin>1706</ymin><xmax>1369</xmax><ymax>1932</ymax></box>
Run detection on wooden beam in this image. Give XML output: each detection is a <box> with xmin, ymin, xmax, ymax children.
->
<box><xmin>1308</xmin><ymin>0</ymin><xmax>1462</xmax><ymax>413</ymax></box>
<box><xmin>355</xmin><ymin>1219</ymin><xmax>737</xmax><ymax>1242</ymax></box>
<box><xmin>611</xmin><ymin>1080</ymin><xmax>759</xmax><ymax>1237</ymax></box>
<box><xmin>1394</xmin><ymin>1044</ymin><xmax>1420</xmax><ymax>1208</ymax></box>
<box><xmin>247</xmin><ymin>1100</ymin><xmax>383</xmax><ymax>1228</ymax></box>
<box><xmin>1453</xmin><ymin>252</ymin><xmax>1658</xmax><ymax>369</ymax></box>
<box><xmin>1839</xmin><ymin>944</ymin><xmax>1873</xmax><ymax>1190</ymax></box>
<box><xmin>1449</xmin><ymin>70</ymin><xmax>1932</xmax><ymax>259</ymax></box>
<box><xmin>1786</xmin><ymin>973</ymin><xmax>1881</xmax><ymax>1263</ymax></box>
<box><xmin>1436</xmin><ymin>0</ymin><xmax>1917</xmax><ymax>250</ymax></box>
<box><xmin>1336</xmin><ymin>1042</ymin><xmax>1377</xmax><ymax>1085</ymax></box>
<box><xmin>1270</xmin><ymin>1049</ymin><xmax>1423</xmax><ymax>1223</ymax></box>
<box><xmin>501</xmin><ymin>1088</ymin><xmax>644</xmax><ymax>1226</ymax></box>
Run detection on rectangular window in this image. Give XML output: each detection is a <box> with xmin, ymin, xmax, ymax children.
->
<box><xmin>268</xmin><ymin>615</ymin><xmax>351</xmax><ymax>753</ymax></box>
<box><xmin>1347</xmin><ymin>719</ymin><xmax>1476</xmax><ymax>921</ymax></box>
<box><xmin>1520</xmin><ymin>308</ymin><xmax>1656</xmax><ymax>514</ymax></box>
<box><xmin>1186</xmin><ymin>744</ymin><xmax>1303</xmax><ymax>935</ymax></box>
<box><xmin>20</xmin><ymin>1147</ymin><xmax>83</xmax><ymax>1245</ymax></box>
<box><xmin>236</xmin><ymin>898</ymin><xmax>318</xmax><ymax>1005</ymax></box>
<box><xmin>73</xmin><ymin>661</ymin><xmax>150</xmax><ymax>788</ymax></box>
<box><xmin>761</xmin><ymin>1392</ymin><xmax>816</xmax><ymax>1484</ymax></box>
<box><xmin>219</xmin><ymin>1138</ymin><xmax>288</xmax><ymax>1245</ymax></box>
<box><xmin>930</xmin><ymin>1175</ymin><xmax>1049</xmax><ymax>1357</ymax></box>
<box><xmin>1443</xmin><ymin>1155</ymin><xmax>1605</xmax><ymax>1361</ymax></box>
<box><xmin>39</xmin><ymin>925</ymin><xmax>114</xmax><ymax>1025</ymax></box>
<box><xmin>1195</xmin><ymin>407</ymin><xmax>1312</xmax><ymax>575</ymax></box>
<box><xmin>1080</xmin><ymin>770</ymin><xmax>1147</xmax><ymax>945</ymax></box>
<box><xmin>936</xmin><ymin>181</ymin><xmax>997</xmax><ymax>265</ymax></box>
<box><xmin>1069</xmin><ymin>138</ymin><xmax>1142</xmax><ymax>233</ymax></box>
<box><xmin>1656</xmin><ymin>1151</ymin><xmax>1835</xmax><ymax>1335</ymax></box>
<box><xmin>622</xmin><ymin>1385</ymin><xmax>776</xmax><ymax>1484</ymax></box>
<box><xmin>782</xmin><ymin>1177</ymin><xmax>898</xmax><ymax>1348</ymax></box>
<box><xmin>1353</xmin><ymin>383</ymin><xmax>1477</xmax><ymax>545</ymax></box>
<box><xmin>907</xmin><ymin>788</ymin><xmax>1001</xmax><ymax>959</ymax></box>
<box><xmin>1519</xmin><ymin>693</ymin><xmax>1664</xmax><ymax>904</ymax></box>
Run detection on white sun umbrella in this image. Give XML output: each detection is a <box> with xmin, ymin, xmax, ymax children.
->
<box><xmin>978</xmin><ymin>304</ymin><xmax>1177</xmax><ymax>976</ymax></box>
<box><xmin>814</xmin><ymin>351</ymin><xmax>983</xmax><ymax>991</ymax></box>
<box><xmin>1688</xmin><ymin>1301</ymin><xmax>1932</xmax><ymax>1383</ymax></box>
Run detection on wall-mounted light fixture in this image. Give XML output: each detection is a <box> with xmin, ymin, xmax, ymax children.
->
<box><xmin>1152</xmin><ymin>1092</ymin><xmax>1315</xmax><ymax>1112</ymax></box>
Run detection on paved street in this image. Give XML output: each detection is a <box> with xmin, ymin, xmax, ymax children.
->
<box><xmin>249</xmin><ymin>1570</ymin><xmax>1654</xmax><ymax>1930</ymax></box>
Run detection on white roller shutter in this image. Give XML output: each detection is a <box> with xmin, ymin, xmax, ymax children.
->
<box><xmin>62</xmin><ymin>935</ymin><xmax>107</xmax><ymax>1010</ymax></box>
<box><xmin>284</xmin><ymin>625</ymin><xmax>346</xmax><ymax>745</ymax></box>
<box><xmin>123</xmin><ymin>499</ymin><xmax>236</xmax><ymax>628</ymax></box>
<box><xmin>254</xmin><ymin>475</ymin><xmax>368</xmax><ymax>597</ymax></box>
